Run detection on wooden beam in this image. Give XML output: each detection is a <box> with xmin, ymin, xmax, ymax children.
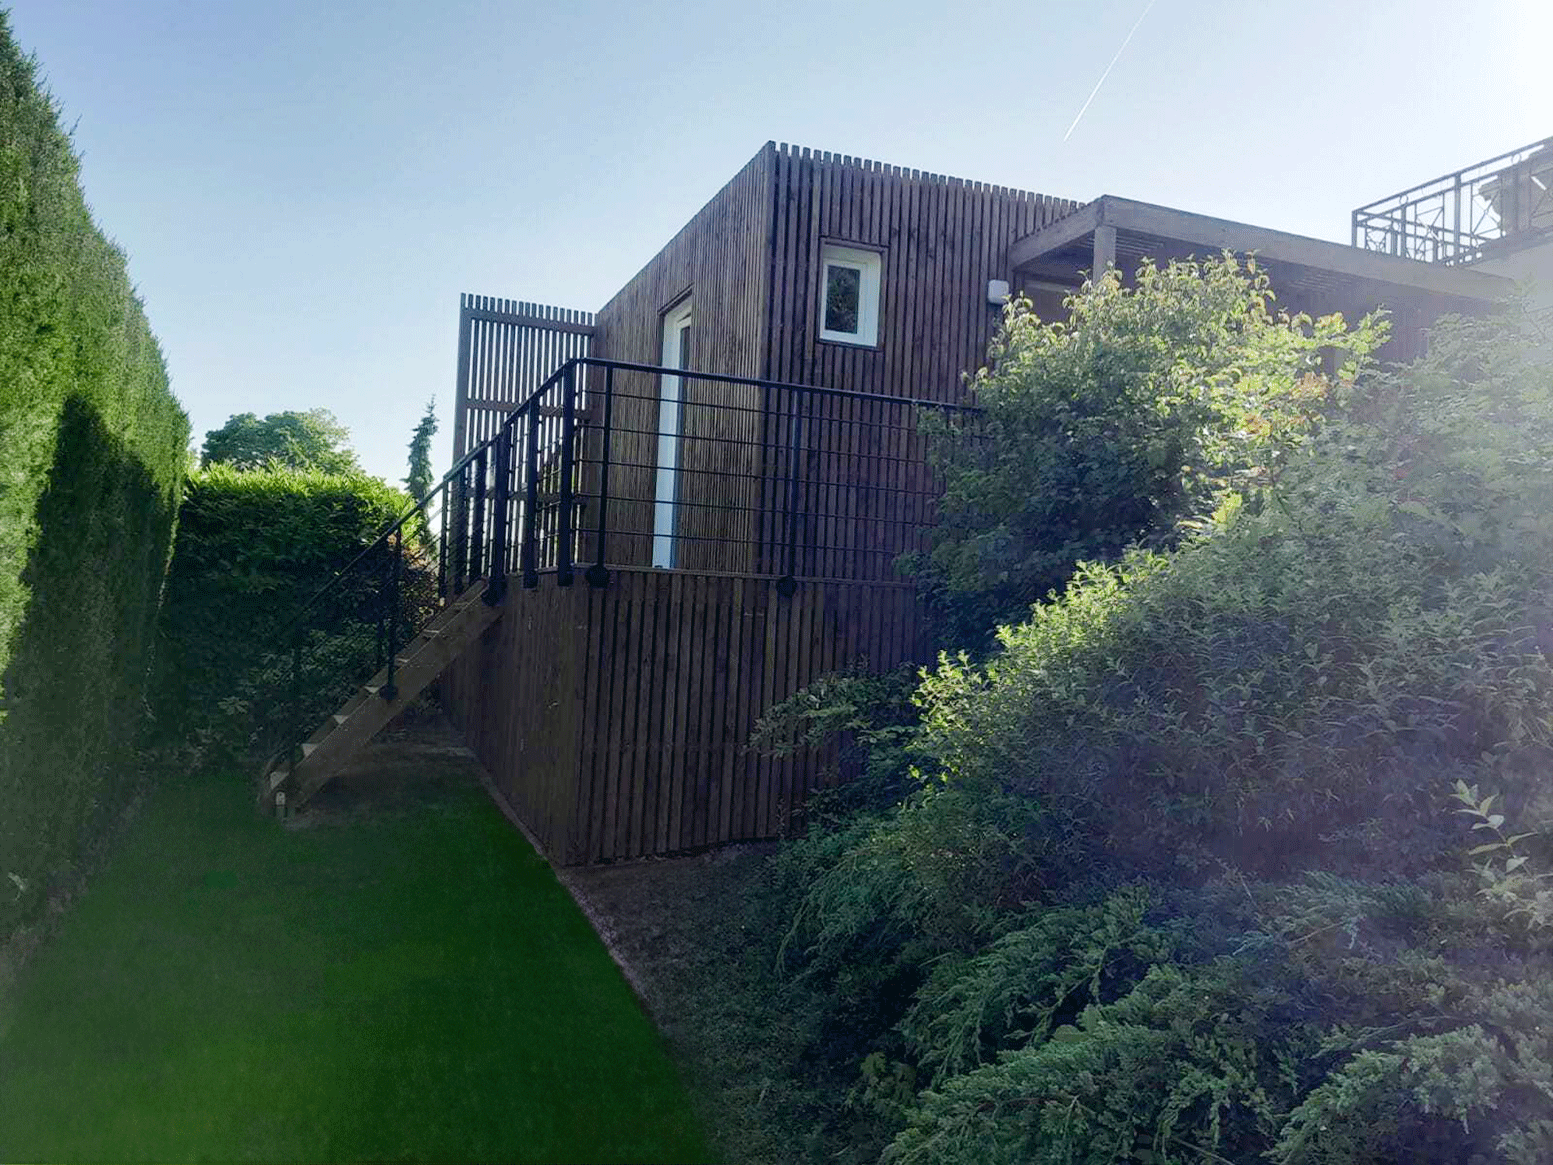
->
<box><xmin>1006</xmin><ymin>199</ymin><xmax>1103</xmax><ymax>270</ymax></box>
<box><xmin>1093</xmin><ymin>224</ymin><xmax>1117</xmax><ymax>273</ymax></box>
<box><xmin>1008</xmin><ymin>194</ymin><xmax>1514</xmax><ymax>302</ymax></box>
<box><xmin>463</xmin><ymin>306</ymin><xmax>597</xmax><ymax>337</ymax></box>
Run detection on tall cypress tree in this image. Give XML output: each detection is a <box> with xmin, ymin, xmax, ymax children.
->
<box><xmin>404</xmin><ymin>398</ymin><xmax>438</xmax><ymax>501</ymax></box>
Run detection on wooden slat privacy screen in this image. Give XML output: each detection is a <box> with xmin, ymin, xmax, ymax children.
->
<box><xmin>451</xmin><ymin>296</ymin><xmax>595</xmax><ymax>461</ymax></box>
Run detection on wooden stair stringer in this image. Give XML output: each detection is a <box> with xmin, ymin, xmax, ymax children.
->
<box><xmin>266</xmin><ymin>584</ymin><xmax>504</xmax><ymax>813</ymax></box>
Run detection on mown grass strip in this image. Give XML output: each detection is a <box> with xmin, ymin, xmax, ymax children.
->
<box><xmin>0</xmin><ymin>765</ymin><xmax>713</xmax><ymax>1164</ymax></box>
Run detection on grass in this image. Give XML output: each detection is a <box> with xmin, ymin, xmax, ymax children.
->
<box><xmin>0</xmin><ymin>757</ymin><xmax>714</xmax><ymax>1164</ymax></box>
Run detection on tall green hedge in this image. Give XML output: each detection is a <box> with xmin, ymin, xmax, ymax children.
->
<box><xmin>0</xmin><ymin>19</ymin><xmax>189</xmax><ymax>939</ymax></box>
<box><xmin>154</xmin><ymin>465</ymin><xmax>415</xmax><ymax>750</ymax></box>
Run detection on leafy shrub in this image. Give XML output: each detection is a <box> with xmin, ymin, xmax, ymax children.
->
<box><xmin>905</xmin><ymin>256</ymin><xmax>1384</xmax><ymax>644</ymax></box>
<box><xmin>763</xmin><ymin>305</ymin><xmax>1553</xmax><ymax>1163</ymax></box>
<box><xmin>749</xmin><ymin>665</ymin><xmax>924</xmax><ymax>822</ymax></box>
<box><xmin>0</xmin><ymin>19</ymin><xmax>188</xmax><ymax>940</ymax></box>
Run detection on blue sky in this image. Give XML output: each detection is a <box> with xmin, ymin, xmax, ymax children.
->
<box><xmin>8</xmin><ymin>0</ymin><xmax>1551</xmax><ymax>485</ymax></box>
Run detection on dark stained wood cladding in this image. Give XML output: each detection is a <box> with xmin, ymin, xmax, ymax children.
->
<box><xmin>757</xmin><ymin>148</ymin><xmax>1078</xmax><ymax>582</ymax></box>
<box><xmin>440</xmin><ymin>568</ymin><xmax>931</xmax><ymax>864</ymax></box>
<box><xmin>441</xmin><ymin>580</ymin><xmax>588</xmax><ymax>857</ymax></box>
<box><xmin>589</xmin><ymin>148</ymin><xmax>774</xmax><ymax>572</ymax></box>
<box><xmin>764</xmin><ymin>143</ymin><xmax>1080</xmax><ymax>400</ymax></box>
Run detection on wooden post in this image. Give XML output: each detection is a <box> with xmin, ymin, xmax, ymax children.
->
<box><xmin>1093</xmin><ymin>224</ymin><xmax>1117</xmax><ymax>276</ymax></box>
<box><xmin>452</xmin><ymin>296</ymin><xmax>472</xmax><ymax>462</ymax></box>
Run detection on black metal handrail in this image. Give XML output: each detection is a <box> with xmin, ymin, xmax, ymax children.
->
<box><xmin>256</xmin><ymin>355</ymin><xmax>981</xmax><ymax>775</ymax></box>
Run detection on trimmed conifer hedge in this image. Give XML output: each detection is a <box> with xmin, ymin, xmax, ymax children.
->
<box><xmin>154</xmin><ymin>465</ymin><xmax>415</xmax><ymax>750</ymax></box>
<box><xmin>0</xmin><ymin>18</ymin><xmax>189</xmax><ymax>939</ymax></box>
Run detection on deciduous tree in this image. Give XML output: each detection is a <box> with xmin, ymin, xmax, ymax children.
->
<box><xmin>200</xmin><ymin>409</ymin><xmax>358</xmax><ymax>473</ymax></box>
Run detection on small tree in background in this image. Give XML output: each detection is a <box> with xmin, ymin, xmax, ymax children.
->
<box><xmin>906</xmin><ymin>255</ymin><xmax>1385</xmax><ymax>644</ymax></box>
<box><xmin>404</xmin><ymin>397</ymin><xmax>438</xmax><ymax>501</ymax></box>
<box><xmin>200</xmin><ymin>408</ymin><xmax>359</xmax><ymax>473</ymax></box>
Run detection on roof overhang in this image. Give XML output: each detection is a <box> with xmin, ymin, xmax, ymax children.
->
<box><xmin>1009</xmin><ymin>195</ymin><xmax>1514</xmax><ymax>306</ymax></box>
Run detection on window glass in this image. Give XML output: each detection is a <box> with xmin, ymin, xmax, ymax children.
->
<box><xmin>818</xmin><ymin>244</ymin><xmax>881</xmax><ymax>346</ymax></box>
<box><xmin>824</xmin><ymin>264</ymin><xmax>862</xmax><ymax>335</ymax></box>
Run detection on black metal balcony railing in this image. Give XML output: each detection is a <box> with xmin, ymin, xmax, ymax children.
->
<box><xmin>254</xmin><ymin>357</ymin><xmax>980</xmax><ymax>777</ymax></box>
<box><xmin>1351</xmin><ymin>136</ymin><xmax>1553</xmax><ymax>266</ymax></box>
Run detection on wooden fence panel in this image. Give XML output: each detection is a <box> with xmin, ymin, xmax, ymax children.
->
<box><xmin>451</xmin><ymin>297</ymin><xmax>595</xmax><ymax>463</ymax></box>
<box><xmin>442</xmin><ymin>569</ymin><xmax>930</xmax><ymax>864</ymax></box>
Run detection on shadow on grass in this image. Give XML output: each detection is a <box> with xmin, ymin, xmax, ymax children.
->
<box><xmin>0</xmin><ymin>757</ymin><xmax>714</xmax><ymax>1164</ymax></box>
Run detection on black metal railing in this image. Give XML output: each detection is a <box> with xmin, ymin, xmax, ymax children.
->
<box><xmin>567</xmin><ymin>358</ymin><xmax>980</xmax><ymax>587</ymax></box>
<box><xmin>1352</xmin><ymin>136</ymin><xmax>1553</xmax><ymax>266</ymax></box>
<box><xmin>255</xmin><ymin>357</ymin><xmax>980</xmax><ymax>775</ymax></box>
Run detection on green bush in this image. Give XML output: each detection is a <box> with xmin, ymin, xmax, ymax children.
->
<box><xmin>153</xmin><ymin>464</ymin><xmax>419</xmax><ymax>752</ymax></box>
<box><xmin>765</xmin><ymin>307</ymin><xmax>1553</xmax><ymax>1163</ymax></box>
<box><xmin>0</xmin><ymin>19</ymin><xmax>188</xmax><ymax>940</ymax></box>
<box><xmin>906</xmin><ymin>256</ymin><xmax>1384</xmax><ymax>645</ymax></box>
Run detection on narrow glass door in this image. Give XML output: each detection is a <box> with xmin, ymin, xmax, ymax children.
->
<box><xmin>652</xmin><ymin>299</ymin><xmax>691</xmax><ymax>568</ymax></box>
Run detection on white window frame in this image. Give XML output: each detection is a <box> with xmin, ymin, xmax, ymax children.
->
<box><xmin>652</xmin><ymin>296</ymin><xmax>692</xmax><ymax>568</ymax></box>
<box><xmin>818</xmin><ymin>244</ymin><xmax>881</xmax><ymax>346</ymax></box>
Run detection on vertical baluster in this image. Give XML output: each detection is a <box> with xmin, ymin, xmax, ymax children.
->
<box><xmin>558</xmin><ymin>365</ymin><xmax>577</xmax><ymax>586</ymax></box>
<box><xmin>452</xmin><ymin>463</ymin><xmax>468</xmax><ymax>594</ymax></box>
<box><xmin>485</xmin><ymin>421</ymin><xmax>510</xmax><ymax>605</ymax></box>
<box><xmin>586</xmin><ymin>364</ymin><xmax>613</xmax><ymax>587</ymax></box>
<box><xmin>523</xmin><ymin>393</ymin><xmax>541</xmax><ymax>589</ymax></box>
<box><xmin>777</xmin><ymin>385</ymin><xmax>803</xmax><ymax>597</ymax></box>
<box><xmin>437</xmin><ymin>476</ymin><xmax>449</xmax><ymax>602</ymax></box>
<box><xmin>469</xmin><ymin>447</ymin><xmax>488</xmax><ymax>580</ymax></box>
<box><xmin>383</xmin><ymin>528</ymin><xmax>401</xmax><ymax>702</ymax></box>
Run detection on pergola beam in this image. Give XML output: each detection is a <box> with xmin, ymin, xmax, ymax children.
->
<box><xmin>1008</xmin><ymin>195</ymin><xmax>1514</xmax><ymax>302</ymax></box>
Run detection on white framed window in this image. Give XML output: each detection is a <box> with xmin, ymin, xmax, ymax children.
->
<box><xmin>818</xmin><ymin>244</ymin><xmax>881</xmax><ymax>346</ymax></box>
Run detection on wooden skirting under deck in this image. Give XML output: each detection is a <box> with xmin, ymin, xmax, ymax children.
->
<box><xmin>440</xmin><ymin>568</ymin><xmax>929</xmax><ymax>864</ymax></box>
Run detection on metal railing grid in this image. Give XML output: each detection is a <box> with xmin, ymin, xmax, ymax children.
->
<box><xmin>1351</xmin><ymin>136</ymin><xmax>1553</xmax><ymax>266</ymax></box>
<box><xmin>256</xmin><ymin>357</ymin><xmax>979</xmax><ymax>774</ymax></box>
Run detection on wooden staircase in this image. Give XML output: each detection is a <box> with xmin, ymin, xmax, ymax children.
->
<box><xmin>261</xmin><ymin>581</ymin><xmax>504</xmax><ymax>815</ymax></box>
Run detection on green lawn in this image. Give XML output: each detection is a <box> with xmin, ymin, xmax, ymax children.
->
<box><xmin>0</xmin><ymin>761</ymin><xmax>713</xmax><ymax>1164</ymax></box>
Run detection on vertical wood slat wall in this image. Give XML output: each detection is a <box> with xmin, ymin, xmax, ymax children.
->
<box><xmin>451</xmin><ymin>297</ymin><xmax>595</xmax><ymax>463</ymax></box>
<box><xmin>759</xmin><ymin>146</ymin><xmax>1080</xmax><ymax>582</ymax></box>
<box><xmin>589</xmin><ymin>149</ymin><xmax>774</xmax><ymax>573</ymax></box>
<box><xmin>441</xmin><ymin>569</ymin><xmax>930</xmax><ymax>864</ymax></box>
<box><xmin>763</xmin><ymin>142</ymin><xmax>1079</xmax><ymax>399</ymax></box>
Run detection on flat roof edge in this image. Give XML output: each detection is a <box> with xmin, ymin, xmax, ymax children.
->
<box><xmin>1011</xmin><ymin>194</ymin><xmax>1515</xmax><ymax>302</ymax></box>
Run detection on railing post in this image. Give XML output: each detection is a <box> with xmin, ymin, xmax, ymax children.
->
<box><xmin>437</xmin><ymin>476</ymin><xmax>449</xmax><ymax>602</ymax></box>
<box><xmin>523</xmin><ymin>393</ymin><xmax>541</xmax><ymax>589</ymax></box>
<box><xmin>469</xmin><ymin>446</ymin><xmax>488</xmax><ymax>582</ymax></box>
<box><xmin>382</xmin><ymin>528</ymin><xmax>401</xmax><ymax>702</ymax></box>
<box><xmin>586</xmin><ymin>364</ymin><xmax>613</xmax><ymax>588</ymax></box>
<box><xmin>374</xmin><ymin>580</ymin><xmax>386</xmax><ymax>674</ymax></box>
<box><xmin>485</xmin><ymin>422</ymin><xmax>510</xmax><ymax>605</ymax></box>
<box><xmin>451</xmin><ymin>463</ymin><xmax>468</xmax><ymax>594</ymax></box>
<box><xmin>1453</xmin><ymin>173</ymin><xmax>1463</xmax><ymax>262</ymax></box>
<box><xmin>558</xmin><ymin>365</ymin><xmax>577</xmax><ymax>587</ymax></box>
<box><xmin>777</xmin><ymin>385</ymin><xmax>804</xmax><ymax>597</ymax></box>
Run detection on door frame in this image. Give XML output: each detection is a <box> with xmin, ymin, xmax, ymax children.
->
<box><xmin>652</xmin><ymin>297</ymin><xmax>692</xmax><ymax>568</ymax></box>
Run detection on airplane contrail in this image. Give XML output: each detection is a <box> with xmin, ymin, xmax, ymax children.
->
<box><xmin>1063</xmin><ymin>0</ymin><xmax>1160</xmax><ymax>142</ymax></box>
